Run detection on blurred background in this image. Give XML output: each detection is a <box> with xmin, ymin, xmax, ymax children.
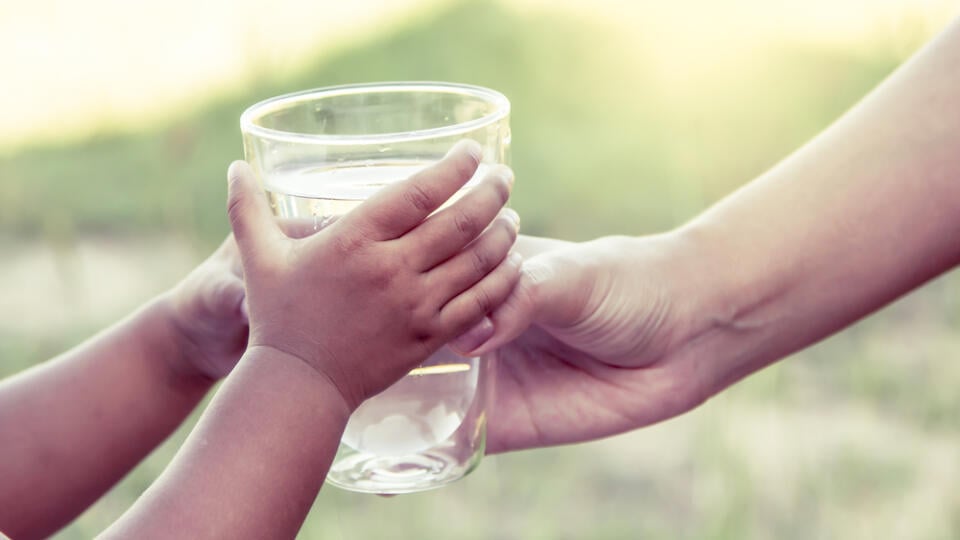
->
<box><xmin>2</xmin><ymin>0</ymin><xmax>959</xmax><ymax>537</ymax></box>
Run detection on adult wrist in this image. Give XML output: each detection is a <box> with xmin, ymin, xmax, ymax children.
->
<box><xmin>668</xmin><ymin>220</ymin><xmax>794</xmax><ymax>395</ymax></box>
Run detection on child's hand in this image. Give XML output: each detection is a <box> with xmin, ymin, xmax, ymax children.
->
<box><xmin>227</xmin><ymin>141</ymin><xmax>521</xmax><ymax>409</ymax></box>
<box><xmin>164</xmin><ymin>236</ymin><xmax>249</xmax><ymax>380</ymax></box>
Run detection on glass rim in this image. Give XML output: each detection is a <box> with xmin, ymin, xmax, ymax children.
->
<box><xmin>240</xmin><ymin>81</ymin><xmax>510</xmax><ymax>146</ymax></box>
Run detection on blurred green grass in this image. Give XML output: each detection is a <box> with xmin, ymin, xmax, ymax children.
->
<box><xmin>0</xmin><ymin>1</ymin><xmax>909</xmax><ymax>245</ymax></box>
<box><xmin>2</xmin><ymin>1</ymin><xmax>959</xmax><ymax>539</ymax></box>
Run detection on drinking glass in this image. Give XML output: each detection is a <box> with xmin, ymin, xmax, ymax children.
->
<box><xmin>240</xmin><ymin>82</ymin><xmax>510</xmax><ymax>494</ymax></box>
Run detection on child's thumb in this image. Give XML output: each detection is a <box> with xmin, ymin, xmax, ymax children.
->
<box><xmin>226</xmin><ymin>161</ymin><xmax>280</xmax><ymax>258</ymax></box>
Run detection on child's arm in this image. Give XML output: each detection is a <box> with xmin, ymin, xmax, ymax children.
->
<box><xmin>0</xmin><ymin>239</ymin><xmax>248</xmax><ymax>539</ymax></box>
<box><xmin>101</xmin><ymin>141</ymin><xmax>520</xmax><ymax>539</ymax></box>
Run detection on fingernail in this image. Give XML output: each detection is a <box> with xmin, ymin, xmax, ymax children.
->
<box><xmin>452</xmin><ymin>139</ymin><xmax>482</xmax><ymax>162</ymax></box>
<box><xmin>508</xmin><ymin>251</ymin><xmax>523</xmax><ymax>267</ymax></box>
<box><xmin>490</xmin><ymin>165</ymin><xmax>514</xmax><ymax>189</ymax></box>
<box><xmin>450</xmin><ymin>317</ymin><xmax>494</xmax><ymax>354</ymax></box>
<box><xmin>227</xmin><ymin>160</ymin><xmax>247</xmax><ymax>185</ymax></box>
<box><xmin>503</xmin><ymin>167</ymin><xmax>515</xmax><ymax>189</ymax></box>
<box><xmin>502</xmin><ymin>208</ymin><xmax>520</xmax><ymax>231</ymax></box>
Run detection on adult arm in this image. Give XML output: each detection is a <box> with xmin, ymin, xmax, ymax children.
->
<box><xmin>472</xmin><ymin>17</ymin><xmax>960</xmax><ymax>453</ymax></box>
<box><xmin>680</xmin><ymin>15</ymin><xmax>960</xmax><ymax>393</ymax></box>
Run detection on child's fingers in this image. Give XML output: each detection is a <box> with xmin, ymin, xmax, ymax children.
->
<box><xmin>332</xmin><ymin>139</ymin><xmax>482</xmax><ymax>242</ymax></box>
<box><xmin>437</xmin><ymin>251</ymin><xmax>523</xmax><ymax>339</ymax></box>
<box><xmin>226</xmin><ymin>161</ymin><xmax>283</xmax><ymax>261</ymax></box>
<box><xmin>457</xmin><ymin>251</ymin><xmax>573</xmax><ymax>356</ymax></box>
<box><xmin>408</xmin><ymin>165</ymin><xmax>514</xmax><ymax>271</ymax></box>
<box><xmin>451</xmin><ymin>268</ymin><xmax>539</xmax><ymax>356</ymax></box>
<box><xmin>425</xmin><ymin>209</ymin><xmax>519</xmax><ymax>301</ymax></box>
<box><xmin>448</xmin><ymin>317</ymin><xmax>495</xmax><ymax>356</ymax></box>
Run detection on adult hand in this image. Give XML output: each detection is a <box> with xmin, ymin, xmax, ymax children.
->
<box><xmin>459</xmin><ymin>233</ymin><xmax>717</xmax><ymax>453</ymax></box>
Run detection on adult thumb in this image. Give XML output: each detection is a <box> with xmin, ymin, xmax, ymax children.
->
<box><xmin>226</xmin><ymin>161</ymin><xmax>280</xmax><ymax>259</ymax></box>
<box><xmin>456</xmin><ymin>253</ymin><xmax>571</xmax><ymax>356</ymax></box>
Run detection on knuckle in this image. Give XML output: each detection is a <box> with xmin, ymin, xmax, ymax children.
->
<box><xmin>470</xmin><ymin>246</ymin><xmax>491</xmax><ymax>276</ymax></box>
<box><xmin>471</xmin><ymin>286</ymin><xmax>495</xmax><ymax>315</ymax></box>
<box><xmin>403</xmin><ymin>183</ymin><xmax>434</xmax><ymax>213</ymax></box>
<box><xmin>410</xmin><ymin>317</ymin><xmax>435</xmax><ymax>340</ymax></box>
<box><xmin>402</xmin><ymin>294</ymin><xmax>421</xmax><ymax>315</ymax></box>
<box><xmin>406</xmin><ymin>299</ymin><xmax>427</xmax><ymax>321</ymax></box>
<box><xmin>454</xmin><ymin>210</ymin><xmax>478</xmax><ymax>237</ymax></box>
<box><xmin>332</xmin><ymin>230</ymin><xmax>367</xmax><ymax>256</ymax></box>
<box><xmin>411</xmin><ymin>331</ymin><xmax>438</xmax><ymax>360</ymax></box>
<box><xmin>367</xmin><ymin>264</ymin><xmax>396</xmax><ymax>291</ymax></box>
<box><xmin>408</xmin><ymin>311</ymin><xmax>439</xmax><ymax>344</ymax></box>
<box><xmin>365</xmin><ymin>252</ymin><xmax>404</xmax><ymax>291</ymax></box>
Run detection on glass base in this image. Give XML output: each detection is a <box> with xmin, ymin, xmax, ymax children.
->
<box><xmin>326</xmin><ymin>447</ymin><xmax>483</xmax><ymax>495</ymax></box>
